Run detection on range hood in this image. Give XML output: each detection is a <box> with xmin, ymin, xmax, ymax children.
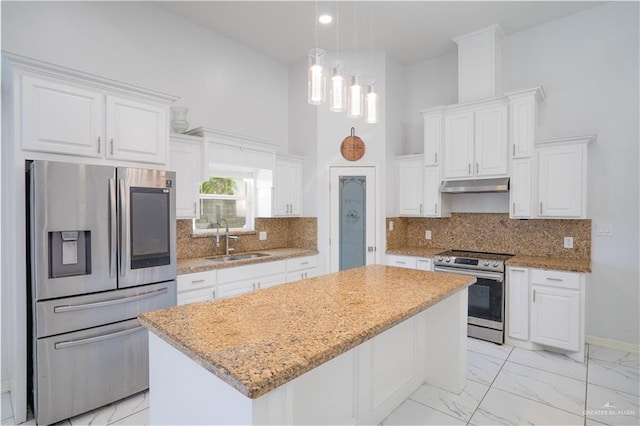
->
<box><xmin>440</xmin><ymin>178</ymin><xmax>509</xmax><ymax>194</ymax></box>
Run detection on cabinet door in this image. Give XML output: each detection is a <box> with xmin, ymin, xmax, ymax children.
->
<box><xmin>257</xmin><ymin>273</ymin><xmax>287</xmax><ymax>289</ymax></box>
<box><xmin>105</xmin><ymin>95</ymin><xmax>168</xmax><ymax>164</ymax></box>
<box><xmin>423</xmin><ymin>166</ymin><xmax>441</xmax><ymax>217</ymax></box>
<box><xmin>177</xmin><ymin>287</ymin><xmax>216</xmax><ymax>305</ymax></box>
<box><xmin>536</xmin><ymin>145</ymin><xmax>585</xmax><ymax>218</ymax></box>
<box><xmin>509</xmin><ymin>95</ymin><xmax>537</xmax><ymax>158</ymax></box>
<box><xmin>289</xmin><ymin>161</ymin><xmax>303</xmax><ymax>215</ymax></box>
<box><xmin>397</xmin><ymin>158</ymin><xmax>424</xmax><ymax>216</ymax></box>
<box><xmin>21</xmin><ymin>75</ymin><xmax>104</xmax><ymax>157</ymax></box>
<box><xmin>216</xmin><ymin>280</ymin><xmax>256</xmax><ymax>300</ymax></box>
<box><xmin>444</xmin><ymin>111</ymin><xmax>474</xmax><ymax>179</ymax></box>
<box><xmin>273</xmin><ymin>161</ymin><xmax>290</xmax><ymax>216</ymax></box>
<box><xmin>507</xmin><ymin>267</ymin><xmax>529</xmax><ymax>341</ymax></box>
<box><xmin>474</xmin><ymin>103</ymin><xmax>508</xmax><ymax>177</ymax></box>
<box><xmin>170</xmin><ymin>138</ymin><xmax>203</xmax><ymax>219</ymax></box>
<box><xmin>423</xmin><ymin>113</ymin><xmax>442</xmax><ymax>166</ymax></box>
<box><xmin>510</xmin><ymin>158</ymin><xmax>532</xmax><ymax>219</ymax></box>
<box><xmin>530</xmin><ymin>285</ymin><xmax>580</xmax><ymax>352</ymax></box>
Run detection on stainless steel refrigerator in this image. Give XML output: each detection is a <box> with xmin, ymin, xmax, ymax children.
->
<box><xmin>27</xmin><ymin>160</ymin><xmax>177</xmax><ymax>425</ymax></box>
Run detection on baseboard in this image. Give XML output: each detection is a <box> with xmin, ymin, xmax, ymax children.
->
<box><xmin>586</xmin><ymin>335</ymin><xmax>640</xmax><ymax>354</ymax></box>
<box><xmin>1</xmin><ymin>379</ymin><xmax>10</xmax><ymax>394</ymax></box>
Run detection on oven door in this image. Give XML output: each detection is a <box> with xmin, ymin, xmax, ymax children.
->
<box><xmin>434</xmin><ymin>267</ymin><xmax>504</xmax><ymax>330</ymax></box>
<box><xmin>117</xmin><ymin>167</ymin><xmax>176</xmax><ymax>288</ymax></box>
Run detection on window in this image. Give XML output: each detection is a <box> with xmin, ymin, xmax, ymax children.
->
<box><xmin>194</xmin><ymin>176</ymin><xmax>254</xmax><ymax>232</ymax></box>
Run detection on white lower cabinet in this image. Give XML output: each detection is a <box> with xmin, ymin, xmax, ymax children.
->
<box><xmin>506</xmin><ymin>266</ymin><xmax>585</xmax><ymax>361</ymax></box>
<box><xmin>416</xmin><ymin>257</ymin><xmax>433</xmax><ymax>271</ymax></box>
<box><xmin>177</xmin><ymin>270</ymin><xmax>217</xmax><ymax>305</ymax></box>
<box><xmin>286</xmin><ymin>255</ymin><xmax>318</xmax><ymax>282</ymax></box>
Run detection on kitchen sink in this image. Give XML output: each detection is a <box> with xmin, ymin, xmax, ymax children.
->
<box><xmin>205</xmin><ymin>253</ymin><xmax>272</xmax><ymax>262</ymax></box>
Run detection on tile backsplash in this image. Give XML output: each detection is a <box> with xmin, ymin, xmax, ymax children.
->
<box><xmin>387</xmin><ymin>214</ymin><xmax>590</xmax><ymax>259</ymax></box>
<box><xmin>177</xmin><ymin>217</ymin><xmax>317</xmax><ymax>259</ymax></box>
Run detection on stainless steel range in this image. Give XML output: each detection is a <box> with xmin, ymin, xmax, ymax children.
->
<box><xmin>433</xmin><ymin>250</ymin><xmax>513</xmax><ymax>344</ymax></box>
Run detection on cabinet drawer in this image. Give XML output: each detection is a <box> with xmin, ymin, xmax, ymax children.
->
<box><xmin>177</xmin><ymin>271</ymin><xmax>217</xmax><ymax>292</ymax></box>
<box><xmin>287</xmin><ymin>255</ymin><xmax>317</xmax><ymax>272</ymax></box>
<box><xmin>530</xmin><ymin>269</ymin><xmax>580</xmax><ymax>290</ymax></box>
<box><xmin>387</xmin><ymin>255</ymin><xmax>417</xmax><ymax>269</ymax></box>
<box><xmin>416</xmin><ymin>258</ymin><xmax>433</xmax><ymax>271</ymax></box>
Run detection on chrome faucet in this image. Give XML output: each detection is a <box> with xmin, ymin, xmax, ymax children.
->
<box><xmin>215</xmin><ymin>218</ymin><xmax>238</xmax><ymax>255</ymax></box>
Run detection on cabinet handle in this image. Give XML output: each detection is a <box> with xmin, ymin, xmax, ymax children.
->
<box><xmin>191</xmin><ymin>279</ymin><xmax>205</xmax><ymax>284</ymax></box>
<box><xmin>546</xmin><ymin>277</ymin><xmax>563</xmax><ymax>282</ymax></box>
<box><xmin>212</xmin><ymin>289</ymin><xmax>217</xmax><ymax>299</ymax></box>
<box><xmin>533</xmin><ymin>289</ymin><xmax>536</xmax><ymax>303</ymax></box>
<box><xmin>512</xmin><ymin>202</ymin><xmax>516</xmax><ymax>215</ymax></box>
<box><xmin>396</xmin><ymin>261</ymin><xmax>406</xmax><ymax>265</ymax></box>
<box><xmin>539</xmin><ymin>202</ymin><xmax>543</xmax><ymax>214</ymax></box>
<box><xmin>513</xmin><ymin>144</ymin><xmax>516</xmax><ymax>157</ymax></box>
<box><xmin>435</xmin><ymin>203</ymin><xmax>438</xmax><ymax>214</ymax></box>
<box><xmin>476</xmin><ymin>163</ymin><xmax>479</xmax><ymax>174</ymax></box>
<box><xmin>110</xmin><ymin>138</ymin><xmax>114</xmax><ymax>155</ymax></box>
<box><xmin>193</xmin><ymin>202</ymin><xmax>197</xmax><ymax>215</ymax></box>
<box><xmin>468</xmin><ymin>163</ymin><xmax>471</xmax><ymax>174</ymax></box>
<box><xmin>301</xmin><ymin>261</ymin><xmax>310</xmax><ymax>265</ymax></box>
<box><xmin>97</xmin><ymin>136</ymin><xmax>101</xmax><ymax>153</ymax></box>
<box><xmin>434</xmin><ymin>152</ymin><xmax>438</xmax><ymax>163</ymax></box>
<box><xmin>304</xmin><ymin>272</ymin><xmax>308</xmax><ymax>279</ymax></box>
<box><xmin>419</xmin><ymin>204</ymin><xmax>423</xmax><ymax>214</ymax></box>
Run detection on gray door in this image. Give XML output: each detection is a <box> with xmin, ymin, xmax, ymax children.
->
<box><xmin>339</xmin><ymin>176</ymin><xmax>367</xmax><ymax>271</ymax></box>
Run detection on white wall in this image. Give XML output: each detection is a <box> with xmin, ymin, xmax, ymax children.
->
<box><xmin>1</xmin><ymin>1</ymin><xmax>289</xmax><ymax>146</ymax></box>
<box><xmin>502</xmin><ymin>2</ymin><xmax>640</xmax><ymax>346</ymax></box>
<box><xmin>404</xmin><ymin>2</ymin><xmax>639</xmax><ymax>346</ymax></box>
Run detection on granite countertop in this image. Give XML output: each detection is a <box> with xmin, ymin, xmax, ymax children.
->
<box><xmin>139</xmin><ymin>265</ymin><xmax>475</xmax><ymax>399</ymax></box>
<box><xmin>386</xmin><ymin>247</ymin><xmax>449</xmax><ymax>257</ymax></box>
<box><xmin>387</xmin><ymin>247</ymin><xmax>590</xmax><ymax>273</ymax></box>
<box><xmin>177</xmin><ymin>248</ymin><xmax>319</xmax><ymax>275</ymax></box>
<box><xmin>506</xmin><ymin>255</ymin><xmax>591</xmax><ymax>273</ymax></box>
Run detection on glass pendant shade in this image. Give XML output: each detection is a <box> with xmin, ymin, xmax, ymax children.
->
<box><xmin>307</xmin><ymin>48</ymin><xmax>326</xmax><ymax>105</ymax></box>
<box><xmin>364</xmin><ymin>80</ymin><xmax>380</xmax><ymax>124</ymax></box>
<box><xmin>347</xmin><ymin>72</ymin><xmax>363</xmax><ymax>119</ymax></box>
<box><xmin>329</xmin><ymin>63</ymin><xmax>346</xmax><ymax>112</ymax></box>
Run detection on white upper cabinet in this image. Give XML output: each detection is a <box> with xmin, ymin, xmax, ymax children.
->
<box><xmin>105</xmin><ymin>95</ymin><xmax>168</xmax><ymax>164</ymax></box>
<box><xmin>422</xmin><ymin>109</ymin><xmax>443</xmax><ymax>166</ymax></box>
<box><xmin>536</xmin><ymin>137</ymin><xmax>592</xmax><ymax>219</ymax></box>
<box><xmin>444</xmin><ymin>111</ymin><xmax>475</xmax><ymax>179</ymax></box>
<box><xmin>443</xmin><ymin>99</ymin><xmax>508</xmax><ymax>180</ymax></box>
<box><xmin>396</xmin><ymin>155</ymin><xmax>424</xmax><ymax>216</ymax></box>
<box><xmin>423</xmin><ymin>166</ymin><xmax>448</xmax><ymax>217</ymax></box>
<box><xmin>10</xmin><ymin>54</ymin><xmax>177</xmax><ymax>165</ymax></box>
<box><xmin>507</xmin><ymin>88</ymin><xmax>545</xmax><ymax>159</ymax></box>
<box><xmin>474</xmin><ymin>102</ymin><xmax>508</xmax><ymax>177</ymax></box>
<box><xmin>274</xmin><ymin>155</ymin><xmax>303</xmax><ymax>216</ymax></box>
<box><xmin>170</xmin><ymin>134</ymin><xmax>203</xmax><ymax>219</ymax></box>
<box><xmin>21</xmin><ymin>75</ymin><xmax>105</xmax><ymax>158</ymax></box>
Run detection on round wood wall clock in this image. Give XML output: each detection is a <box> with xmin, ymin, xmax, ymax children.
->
<box><xmin>340</xmin><ymin>127</ymin><xmax>366</xmax><ymax>161</ymax></box>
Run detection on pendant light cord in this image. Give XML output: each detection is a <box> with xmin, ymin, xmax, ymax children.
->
<box><xmin>353</xmin><ymin>1</ymin><xmax>357</xmax><ymax>70</ymax></box>
<box><xmin>369</xmin><ymin>2</ymin><xmax>373</xmax><ymax>79</ymax></box>
<box><xmin>314</xmin><ymin>0</ymin><xmax>318</xmax><ymax>49</ymax></box>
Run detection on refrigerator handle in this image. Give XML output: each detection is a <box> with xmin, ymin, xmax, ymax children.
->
<box><xmin>109</xmin><ymin>178</ymin><xmax>117</xmax><ymax>278</ymax></box>
<box><xmin>118</xmin><ymin>179</ymin><xmax>127</xmax><ymax>277</ymax></box>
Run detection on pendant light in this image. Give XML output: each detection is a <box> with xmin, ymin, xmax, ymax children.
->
<box><xmin>347</xmin><ymin>2</ymin><xmax>363</xmax><ymax>119</ymax></box>
<box><xmin>329</xmin><ymin>2</ymin><xmax>346</xmax><ymax>112</ymax></box>
<box><xmin>307</xmin><ymin>1</ymin><xmax>325</xmax><ymax>105</ymax></box>
<box><xmin>364</xmin><ymin>4</ymin><xmax>380</xmax><ymax>124</ymax></box>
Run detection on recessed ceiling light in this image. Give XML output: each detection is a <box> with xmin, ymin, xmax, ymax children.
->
<box><xmin>319</xmin><ymin>14</ymin><xmax>333</xmax><ymax>24</ymax></box>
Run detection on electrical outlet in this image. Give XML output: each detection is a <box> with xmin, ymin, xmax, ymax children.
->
<box><xmin>259</xmin><ymin>231</ymin><xmax>267</xmax><ymax>241</ymax></box>
<box><xmin>564</xmin><ymin>236</ymin><xmax>574</xmax><ymax>249</ymax></box>
<box><xmin>389</xmin><ymin>221</ymin><xmax>394</xmax><ymax>231</ymax></box>
<box><xmin>425</xmin><ymin>230</ymin><xmax>432</xmax><ymax>240</ymax></box>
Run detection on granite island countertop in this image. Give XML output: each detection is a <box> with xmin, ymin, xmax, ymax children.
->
<box><xmin>139</xmin><ymin>264</ymin><xmax>475</xmax><ymax>399</ymax></box>
<box><xmin>177</xmin><ymin>248</ymin><xmax>319</xmax><ymax>275</ymax></box>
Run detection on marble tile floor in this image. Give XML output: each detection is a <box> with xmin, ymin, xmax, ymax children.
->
<box><xmin>2</xmin><ymin>339</ymin><xmax>638</xmax><ymax>425</ymax></box>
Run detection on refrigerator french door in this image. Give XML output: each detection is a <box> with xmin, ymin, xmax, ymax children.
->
<box><xmin>28</xmin><ymin>160</ymin><xmax>177</xmax><ymax>425</ymax></box>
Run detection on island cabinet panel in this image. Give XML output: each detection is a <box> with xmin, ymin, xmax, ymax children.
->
<box><xmin>146</xmin><ymin>285</ymin><xmax>469</xmax><ymax>425</ymax></box>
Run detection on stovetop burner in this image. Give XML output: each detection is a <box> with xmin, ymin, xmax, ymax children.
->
<box><xmin>434</xmin><ymin>250</ymin><xmax>514</xmax><ymax>273</ymax></box>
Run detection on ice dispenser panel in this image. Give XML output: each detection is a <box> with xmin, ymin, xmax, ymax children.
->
<box><xmin>49</xmin><ymin>231</ymin><xmax>91</xmax><ymax>278</ymax></box>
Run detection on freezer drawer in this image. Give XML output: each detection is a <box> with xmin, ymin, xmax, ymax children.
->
<box><xmin>36</xmin><ymin>281</ymin><xmax>176</xmax><ymax>338</ymax></box>
<box><xmin>36</xmin><ymin>318</ymin><xmax>149</xmax><ymax>425</ymax></box>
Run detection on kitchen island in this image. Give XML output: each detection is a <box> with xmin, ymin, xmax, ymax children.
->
<box><xmin>139</xmin><ymin>264</ymin><xmax>475</xmax><ymax>425</ymax></box>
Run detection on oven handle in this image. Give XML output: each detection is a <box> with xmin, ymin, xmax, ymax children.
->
<box><xmin>434</xmin><ymin>266</ymin><xmax>504</xmax><ymax>282</ymax></box>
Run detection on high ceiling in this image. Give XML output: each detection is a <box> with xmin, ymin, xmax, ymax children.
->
<box><xmin>158</xmin><ymin>1</ymin><xmax>606</xmax><ymax>65</ymax></box>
